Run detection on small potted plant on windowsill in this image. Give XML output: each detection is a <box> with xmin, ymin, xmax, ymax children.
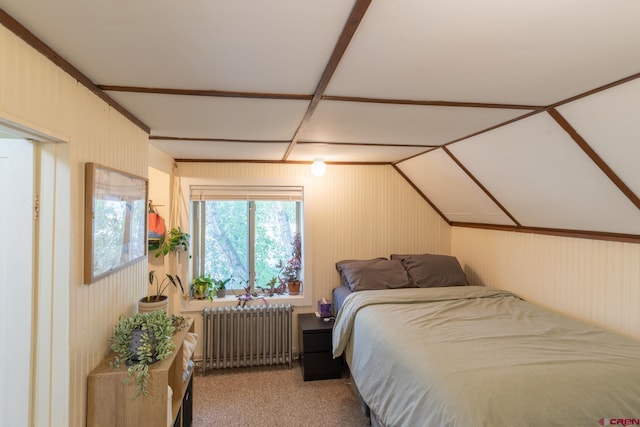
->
<box><xmin>213</xmin><ymin>277</ymin><xmax>231</xmax><ymax>298</ymax></box>
<box><xmin>140</xmin><ymin>271</ymin><xmax>184</xmax><ymax>313</ymax></box>
<box><xmin>191</xmin><ymin>273</ymin><xmax>214</xmax><ymax>300</ymax></box>
<box><xmin>278</xmin><ymin>232</ymin><xmax>302</xmax><ymax>295</ymax></box>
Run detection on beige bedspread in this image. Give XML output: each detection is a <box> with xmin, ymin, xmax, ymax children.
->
<box><xmin>333</xmin><ymin>286</ymin><xmax>640</xmax><ymax>427</ymax></box>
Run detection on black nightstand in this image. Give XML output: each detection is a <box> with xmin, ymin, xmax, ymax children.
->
<box><xmin>298</xmin><ymin>313</ymin><xmax>342</xmax><ymax>381</ymax></box>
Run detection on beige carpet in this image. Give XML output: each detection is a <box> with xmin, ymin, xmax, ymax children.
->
<box><xmin>192</xmin><ymin>363</ymin><xmax>370</xmax><ymax>427</ymax></box>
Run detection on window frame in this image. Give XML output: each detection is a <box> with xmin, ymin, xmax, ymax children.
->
<box><xmin>179</xmin><ymin>176</ymin><xmax>313</xmax><ymax>309</ymax></box>
<box><xmin>191</xmin><ymin>199</ymin><xmax>302</xmax><ymax>293</ymax></box>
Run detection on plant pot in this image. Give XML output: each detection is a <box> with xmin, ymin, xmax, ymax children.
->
<box><xmin>287</xmin><ymin>280</ymin><xmax>301</xmax><ymax>295</ymax></box>
<box><xmin>138</xmin><ymin>295</ymin><xmax>169</xmax><ymax>314</ymax></box>
<box><xmin>193</xmin><ymin>290</ymin><xmax>207</xmax><ymax>300</ymax></box>
<box><xmin>216</xmin><ymin>289</ymin><xmax>226</xmax><ymax>298</ymax></box>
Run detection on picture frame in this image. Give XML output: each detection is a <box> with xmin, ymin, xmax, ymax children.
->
<box><xmin>84</xmin><ymin>163</ymin><xmax>148</xmax><ymax>284</ymax></box>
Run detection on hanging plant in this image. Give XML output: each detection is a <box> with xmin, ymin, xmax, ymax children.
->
<box><xmin>155</xmin><ymin>226</ymin><xmax>190</xmax><ymax>258</ymax></box>
<box><xmin>109</xmin><ymin>311</ymin><xmax>176</xmax><ymax>397</ymax></box>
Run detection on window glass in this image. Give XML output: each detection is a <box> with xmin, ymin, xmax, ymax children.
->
<box><xmin>194</xmin><ymin>199</ymin><xmax>300</xmax><ymax>293</ymax></box>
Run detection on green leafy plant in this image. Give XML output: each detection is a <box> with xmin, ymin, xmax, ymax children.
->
<box><xmin>212</xmin><ymin>277</ymin><xmax>231</xmax><ymax>291</ymax></box>
<box><xmin>155</xmin><ymin>226</ymin><xmax>190</xmax><ymax>258</ymax></box>
<box><xmin>109</xmin><ymin>311</ymin><xmax>176</xmax><ymax>397</ymax></box>
<box><xmin>191</xmin><ymin>274</ymin><xmax>214</xmax><ymax>300</ymax></box>
<box><xmin>147</xmin><ymin>270</ymin><xmax>184</xmax><ymax>302</ymax></box>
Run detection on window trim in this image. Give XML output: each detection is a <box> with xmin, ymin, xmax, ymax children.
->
<box><xmin>179</xmin><ymin>176</ymin><xmax>313</xmax><ymax>308</ymax></box>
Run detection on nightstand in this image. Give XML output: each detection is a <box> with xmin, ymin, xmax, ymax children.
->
<box><xmin>298</xmin><ymin>313</ymin><xmax>342</xmax><ymax>381</ymax></box>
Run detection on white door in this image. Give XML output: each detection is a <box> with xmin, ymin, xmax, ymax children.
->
<box><xmin>0</xmin><ymin>138</ymin><xmax>34</xmax><ymax>427</ymax></box>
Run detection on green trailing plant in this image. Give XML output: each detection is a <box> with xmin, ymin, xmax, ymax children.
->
<box><xmin>147</xmin><ymin>270</ymin><xmax>184</xmax><ymax>302</ymax></box>
<box><xmin>155</xmin><ymin>226</ymin><xmax>190</xmax><ymax>258</ymax></box>
<box><xmin>191</xmin><ymin>273</ymin><xmax>214</xmax><ymax>300</ymax></box>
<box><xmin>109</xmin><ymin>310</ymin><xmax>176</xmax><ymax>397</ymax></box>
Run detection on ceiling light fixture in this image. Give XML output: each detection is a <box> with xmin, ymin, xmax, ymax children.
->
<box><xmin>311</xmin><ymin>159</ymin><xmax>326</xmax><ymax>177</ymax></box>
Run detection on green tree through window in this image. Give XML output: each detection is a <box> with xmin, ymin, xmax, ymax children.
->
<box><xmin>193</xmin><ymin>199</ymin><xmax>300</xmax><ymax>294</ymax></box>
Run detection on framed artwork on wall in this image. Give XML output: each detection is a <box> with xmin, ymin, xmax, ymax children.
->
<box><xmin>84</xmin><ymin>162</ymin><xmax>148</xmax><ymax>284</ymax></box>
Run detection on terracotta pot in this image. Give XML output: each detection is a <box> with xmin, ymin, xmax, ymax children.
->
<box><xmin>287</xmin><ymin>280</ymin><xmax>301</xmax><ymax>295</ymax></box>
<box><xmin>138</xmin><ymin>295</ymin><xmax>169</xmax><ymax>314</ymax></box>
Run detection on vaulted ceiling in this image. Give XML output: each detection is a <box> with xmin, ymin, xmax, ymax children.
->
<box><xmin>1</xmin><ymin>0</ymin><xmax>639</xmax><ymax>240</ymax></box>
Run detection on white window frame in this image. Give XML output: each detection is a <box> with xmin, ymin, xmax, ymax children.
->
<box><xmin>179</xmin><ymin>176</ymin><xmax>313</xmax><ymax>309</ymax></box>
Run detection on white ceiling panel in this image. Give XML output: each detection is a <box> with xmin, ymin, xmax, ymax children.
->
<box><xmin>557</xmin><ymin>78</ymin><xmax>640</xmax><ymax>198</ymax></box>
<box><xmin>397</xmin><ymin>149</ymin><xmax>516</xmax><ymax>225</ymax></box>
<box><xmin>301</xmin><ymin>100</ymin><xmax>530</xmax><ymax>145</ymax></box>
<box><xmin>1</xmin><ymin>0</ymin><xmax>356</xmax><ymax>93</ymax></box>
<box><xmin>289</xmin><ymin>143</ymin><xmax>429</xmax><ymax>163</ymax></box>
<box><xmin>151</xmin><ymin>140</ymin><xmax>288</xmax><ymax>161</ymax></box>
<box><xmin>106</xmin><ymin>92</ymin><xmax>310</xmax><ymax>140</ymax></box>
<box><xmin>327</xmin><ymin>0</ymin><xmax>640</xmax><ymax>105</ymax></box>
<box><xmin>449</xmin><ymin>113</ymin><xmax>640</xmax><ymax>234</ymax></box>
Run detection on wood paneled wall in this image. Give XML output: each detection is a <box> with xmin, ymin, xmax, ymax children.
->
<box><xmin>452</xmin><ymin>227</ymin><xmax>640</xmax><ymax>339</ymax></box>
<box><xmin>1</xmin><ymin>25</ymin><xmax>148</xmax><ymax>426</ymax></box>
<box><xmin>177</xmin><ymin>162</ymin><xmax>452</xmax><ymax>307</ymax></box>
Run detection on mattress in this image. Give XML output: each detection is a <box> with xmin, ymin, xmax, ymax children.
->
<box><xmin>331</xmin><ymin>285</ymin><xmax>353</xmax><ymax>315</ymax></box>
<box><xmin>333</xmin><ymin>286</ymin><xmax>640</xmax><ymax>427</ymax></box>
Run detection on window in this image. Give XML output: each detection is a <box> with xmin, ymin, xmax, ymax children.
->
<box><xmin>191</xmin><ymin>185</ymin><xmax>303</xmax><ymax>295</ymax></box>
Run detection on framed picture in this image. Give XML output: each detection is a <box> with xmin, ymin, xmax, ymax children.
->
<box><xmin>84</xmin><ymin>163</ymin><xmax>148</xmax><ymax>284</ymax></box>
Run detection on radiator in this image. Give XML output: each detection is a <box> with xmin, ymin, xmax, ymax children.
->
<box><xmin>201</xmin><ymin>304</ymin><xmax>293</xmax><ymax>374</ymax></box>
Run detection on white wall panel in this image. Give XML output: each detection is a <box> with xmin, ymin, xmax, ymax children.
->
<box><xmin>302</xmin><ymin>100</ymin><xmax>529</xmax><ymax>146</ymax></box>
<box><xmin>557</xmin><ymin>78</ymin><xmax>640</xmax><ymax>198</ymax></box>
<box><xmin>397</xmin><ymin>149</ymin><xmax>515</xmax><ymax>225</ymax></box>
<box><xmin>449</xmin><ymin>113</ymin><xmax>640</xmax><ymax>234</ymax></box>
<box><xmin>177</xmin><ymin>162</ymin><xmax>451</xmax><ymax>309</ymax></box>
<box><xmin>107</xmin><ymin>91</ymin><xmax>310</xmax><ymax>140</ymax></box>
<box><xmin>0</xmin><ymin>26</ymin><xmax>148</xmax><ymax>427</ymax></box>
<box><xmin>452</xmin><ymin>227</ymin><xmax>640</xmax><ymax>339</ymax></box>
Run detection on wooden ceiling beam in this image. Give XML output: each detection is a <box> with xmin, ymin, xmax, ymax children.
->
<box><xmin>0</xmin><ymin>8</ymin><xmax>150</xmax><ymax>133</ymax></box>
<box><xmin>282</xmin><ymin>0</ymin><xmax>372</xmax><ymax>160</ymax></box>
<box><xmin>322</xmin><ymin>95</ymin><xmax>542</xmax><ymax>110</ymax></box>
<box><xmin>442</xmin><ymin>146</ymin><xmax>522</xmax><ymax>227</ymax></box>
<box><xmin>548</xmin><ymin>108</ymin><xmax>640</xmax><ymax>211</ymax></box>
<box><xmin>99</xmin><ymin>85</ymin><xmax>312</xmax><ymax>101</ymax></box>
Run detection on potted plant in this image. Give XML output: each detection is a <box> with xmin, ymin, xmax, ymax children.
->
<box><xmin>140</xmin><ymin>270</ymin><xmax>184</xmax><ymax>313</ymax></box>
<box><xmin>191</xmin><ymin>274</ymin><xmax>214</xmax><ymax>300</ymax></box>
<box><xmin>258</xmin><ymin>276</ymin><xmax>286</xmax><ymax>297</ymax></box>
<box><xmin>155</xmin><ymin>226</ymin><xmax>190</xmax><ymax>258</ymax></box>
<box><xmin>278</xmin><ymin>232</ymin><xmax>302</xmax><ymax>295</ymax></box>
<box><xmin>109</xmin><ymin>310</ymin><xmax>176</xmax><ymax>397</ymax></box>
<box><xmin>212</xmin><ymin>277</ymin><xmax>231</xmax><ymax>298</ymax></box>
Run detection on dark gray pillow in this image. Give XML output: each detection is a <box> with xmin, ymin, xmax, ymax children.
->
<box><xmin>336</xmin><ymin>258</ymin><xmax>412</xmax><ymax>292</ymax></box>
<box><xmin>390</xmin><ymin>253</ymin><xmax>468</xmax><ymax>288</ymax></box>
<box><xmin>336</xmin><ymin>258</ymin><xmax>387</xmax><ymax>288</ymax></box>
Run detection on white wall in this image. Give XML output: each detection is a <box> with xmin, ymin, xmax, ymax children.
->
<box><xmin>175</xmin><ymin>161</ymin><xmax>452</xmax><ymax>356</ymax></box>
<box><xmin>0</xmin><ymin>24</ymin><xmax>149</xmax><ymax>426</ymax></box>
<box><xmin>452</xmin><ymin>227</ymin><xmax>640</xmax><ymax>339</ymax></box>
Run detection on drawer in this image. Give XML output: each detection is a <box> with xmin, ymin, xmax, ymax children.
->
<box><xmin>301</xmin><ymin>352</ymin><xmax>342</xmax><ymax>381</ymax></box>
<box><xmin>303</xmin><ymin>331</ymin><xmax>332</xmax><ymax>353</ymax></box>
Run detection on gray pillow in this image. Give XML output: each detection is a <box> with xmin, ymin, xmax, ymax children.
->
<box><xmin>336</xmin><ymin>258</ymin><xmax>387</xmax><ymax>288</ymax></box>
<box><xmin>336</xmin><ymin>258</ymin><xmax>412</xmax><ymax>292</ymax></box>
<box><xmin>390</xmin><ymin>253</ymin><xmax>468</xmax><ymax>288</ymax></box>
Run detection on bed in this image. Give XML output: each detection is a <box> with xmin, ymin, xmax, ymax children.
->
<box><xmin>331</xmin><ymin>254</ymin><xmax>640</xmax><ymax>427</ymax></box>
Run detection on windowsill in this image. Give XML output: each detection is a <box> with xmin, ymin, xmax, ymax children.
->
<box><xmin>180</xmin><ymin>293</ymin><xmax>311</xmax><ymax>312</ymax></box>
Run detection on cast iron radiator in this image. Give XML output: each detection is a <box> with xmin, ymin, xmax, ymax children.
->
<box><xmin>201</xmin><ymin>304</ymin><xmax>293</xmax><ymax>374</ymax></box>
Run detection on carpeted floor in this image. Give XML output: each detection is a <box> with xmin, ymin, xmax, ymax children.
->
<box><xmin>192</xmin><ymin>362</ymin><xmax>370</xmax><ymax>427</ymax></box>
